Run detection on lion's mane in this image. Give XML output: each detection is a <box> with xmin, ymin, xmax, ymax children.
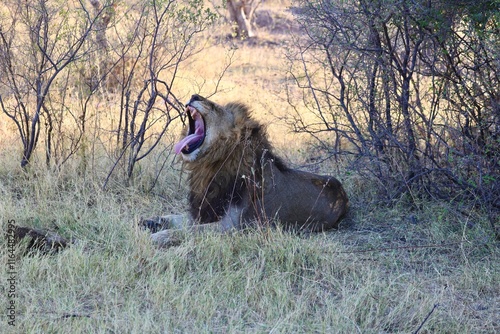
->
<box><xmin>184</xmin><ymin>102</ymin><xmax>286</xmax><ymax>223</ymax></box>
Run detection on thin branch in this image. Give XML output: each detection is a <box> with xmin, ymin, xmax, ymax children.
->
<box><xmin>413</xmin><ymin>304</ymin><xmax>439</xmax><ymax>334</ymax></box>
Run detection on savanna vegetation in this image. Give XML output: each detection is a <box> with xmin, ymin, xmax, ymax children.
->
<box><xmin>1</xmin><ymin>0</ymin><xmax>498</xmax><ymax>332</ymax></box>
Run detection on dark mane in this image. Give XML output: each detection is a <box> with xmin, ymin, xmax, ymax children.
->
<box><xmin>187</xmin><ymin>107</ymin><xmax>287</xmax><ymax>224</ymax></box>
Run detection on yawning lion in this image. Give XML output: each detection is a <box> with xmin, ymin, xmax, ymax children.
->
<box><xmin>144</xmin><ymin>94</ymin><xmax>349</xmax><ymax>246</ymax></box>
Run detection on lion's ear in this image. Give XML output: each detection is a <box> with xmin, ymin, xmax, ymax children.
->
<box><xmin>226</xmin><ymin>102</ymin><xmax>250</xmax><ymax>116</ymax></box>
<box><xmin>230</xmin><ymin>105</ymin><xmax>248</xmax><ymax>124</ymax></box>
<box><xmin>233</xmin><ymin>112</ymin><xmax>246</xmax><ymax>127</ymax></box>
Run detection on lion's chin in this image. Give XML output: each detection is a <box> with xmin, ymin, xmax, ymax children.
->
<box><xmin>181</xmin><ymin>148</ymin><xmax>202</xmax><ymax>162</ymax></box>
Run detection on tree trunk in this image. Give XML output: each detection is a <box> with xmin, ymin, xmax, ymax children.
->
<box><xmin>227</xmin><ymin>0</ymin><xmax>257</xmax><ymax>38</ymax></box>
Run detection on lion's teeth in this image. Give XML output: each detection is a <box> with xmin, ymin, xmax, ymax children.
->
<box><xmin>185</xmin><ymin>105</ymin><xmax>198</xmax><ymax>117</ymax></box>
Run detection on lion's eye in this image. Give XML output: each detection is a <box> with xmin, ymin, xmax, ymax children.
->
<box><xmin>212</xmin><ymin>105</ymin><xmax>223</xmax><ymax>114</ymax></box>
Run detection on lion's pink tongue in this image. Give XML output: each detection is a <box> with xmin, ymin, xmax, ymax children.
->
<box><xmin>174</xmin><ymin>131</ymin><xmax>203</xmax><ymax>154</ymax></box>
<box><xmin>174</xmin><ymin>111</ymin><xmax>205</xmax><ymax>154</ymax></box>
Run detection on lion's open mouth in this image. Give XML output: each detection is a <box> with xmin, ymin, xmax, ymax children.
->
<box><xmin>174</xmin><ymin>105</ymin><xmax>205</xmax><ymax>155</ymax></box>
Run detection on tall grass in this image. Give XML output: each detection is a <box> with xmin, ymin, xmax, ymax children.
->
<box><xmin>1</xmin><ymin>144</ymin><xmax>498</xmax><ymax>333</ymax></box>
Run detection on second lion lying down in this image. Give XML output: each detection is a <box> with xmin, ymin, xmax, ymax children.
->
<box><xmin>143</xmin><ymin>94</ymin><xmax>349</xmax><ymax>246</ymax></box>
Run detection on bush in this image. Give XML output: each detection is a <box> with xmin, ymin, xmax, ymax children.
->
<box><xmin>286</xmin><ymin>0</ymin><xmax>499</xmax><ymax>223</ymax></box>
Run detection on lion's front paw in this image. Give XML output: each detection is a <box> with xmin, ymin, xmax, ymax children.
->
<box><xmin>139</xmin><ymin>216</ymin><xmax>167</xmax><ymax>233</ymax></box>
<box><xmin>151</xmin><ymin>229</ymin><xmax>183</xmax><ymax>248</ymax></box>
<box><xmin>139</xmin><ymin>214</ymin><xmax>185</xmax><ymax>233</ymax></box>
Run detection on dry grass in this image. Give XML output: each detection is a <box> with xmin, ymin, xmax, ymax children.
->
<box><xmin>1</xmin><ymin>163</ymin><xmax>498</xmax><ymax>333</ymax></box>
<box><xmin>1</xmin><ymin>2</ymin><xmax>499</xmax><ymax>333</ymax></box>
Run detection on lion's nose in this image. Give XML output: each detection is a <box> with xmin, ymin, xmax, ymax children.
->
<box><xmin>190</xmin><ymin>94</ymin><xmax>203</xmax><ymax>103</ymax></box>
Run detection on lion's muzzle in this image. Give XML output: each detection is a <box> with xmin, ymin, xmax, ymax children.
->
<box><xmin>174</xmin><ymin>105</ymin><xmax>205</xmax><ymax>155</ymax></box>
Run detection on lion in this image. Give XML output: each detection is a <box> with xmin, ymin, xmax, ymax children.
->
<box><xmin>143</xmin><ymin>94</ymin><xmax>349</xmax><ymax>247</ymax></box>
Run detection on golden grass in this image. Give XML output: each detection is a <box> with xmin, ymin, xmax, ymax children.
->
<box><xmin>1</xmin><ymin>165</ymin><xmax>498</xmax><ymax>332</ymax></box>
<box><xmin>1</xmin><ymin>2</ymin><xmax>499</xmax><ymax>333</ymax></box>
<box><xmin>1</xmin><ymin>141</ymin><xmax>498</xmax><ymax>333</ymax></box>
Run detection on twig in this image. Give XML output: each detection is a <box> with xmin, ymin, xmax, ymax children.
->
<box><xmin>414</xmin><ymin>303</ymin><xmax>439</xmax><ymax>334</ymax></box>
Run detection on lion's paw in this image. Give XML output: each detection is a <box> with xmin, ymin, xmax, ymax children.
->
<box><xmin>151</xmin><ymin>229</ymin><xmax>184</xmax><ymax>248</ymax></box>
<box><xmin>139</xmin><ymin>214</ymin><xmax>186</xmax><ymax>233</ymax></box>
<box><xmin>139</xmin><ymin>216</ymin><xmax>167</xmax><ymax>233</ymax></box>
